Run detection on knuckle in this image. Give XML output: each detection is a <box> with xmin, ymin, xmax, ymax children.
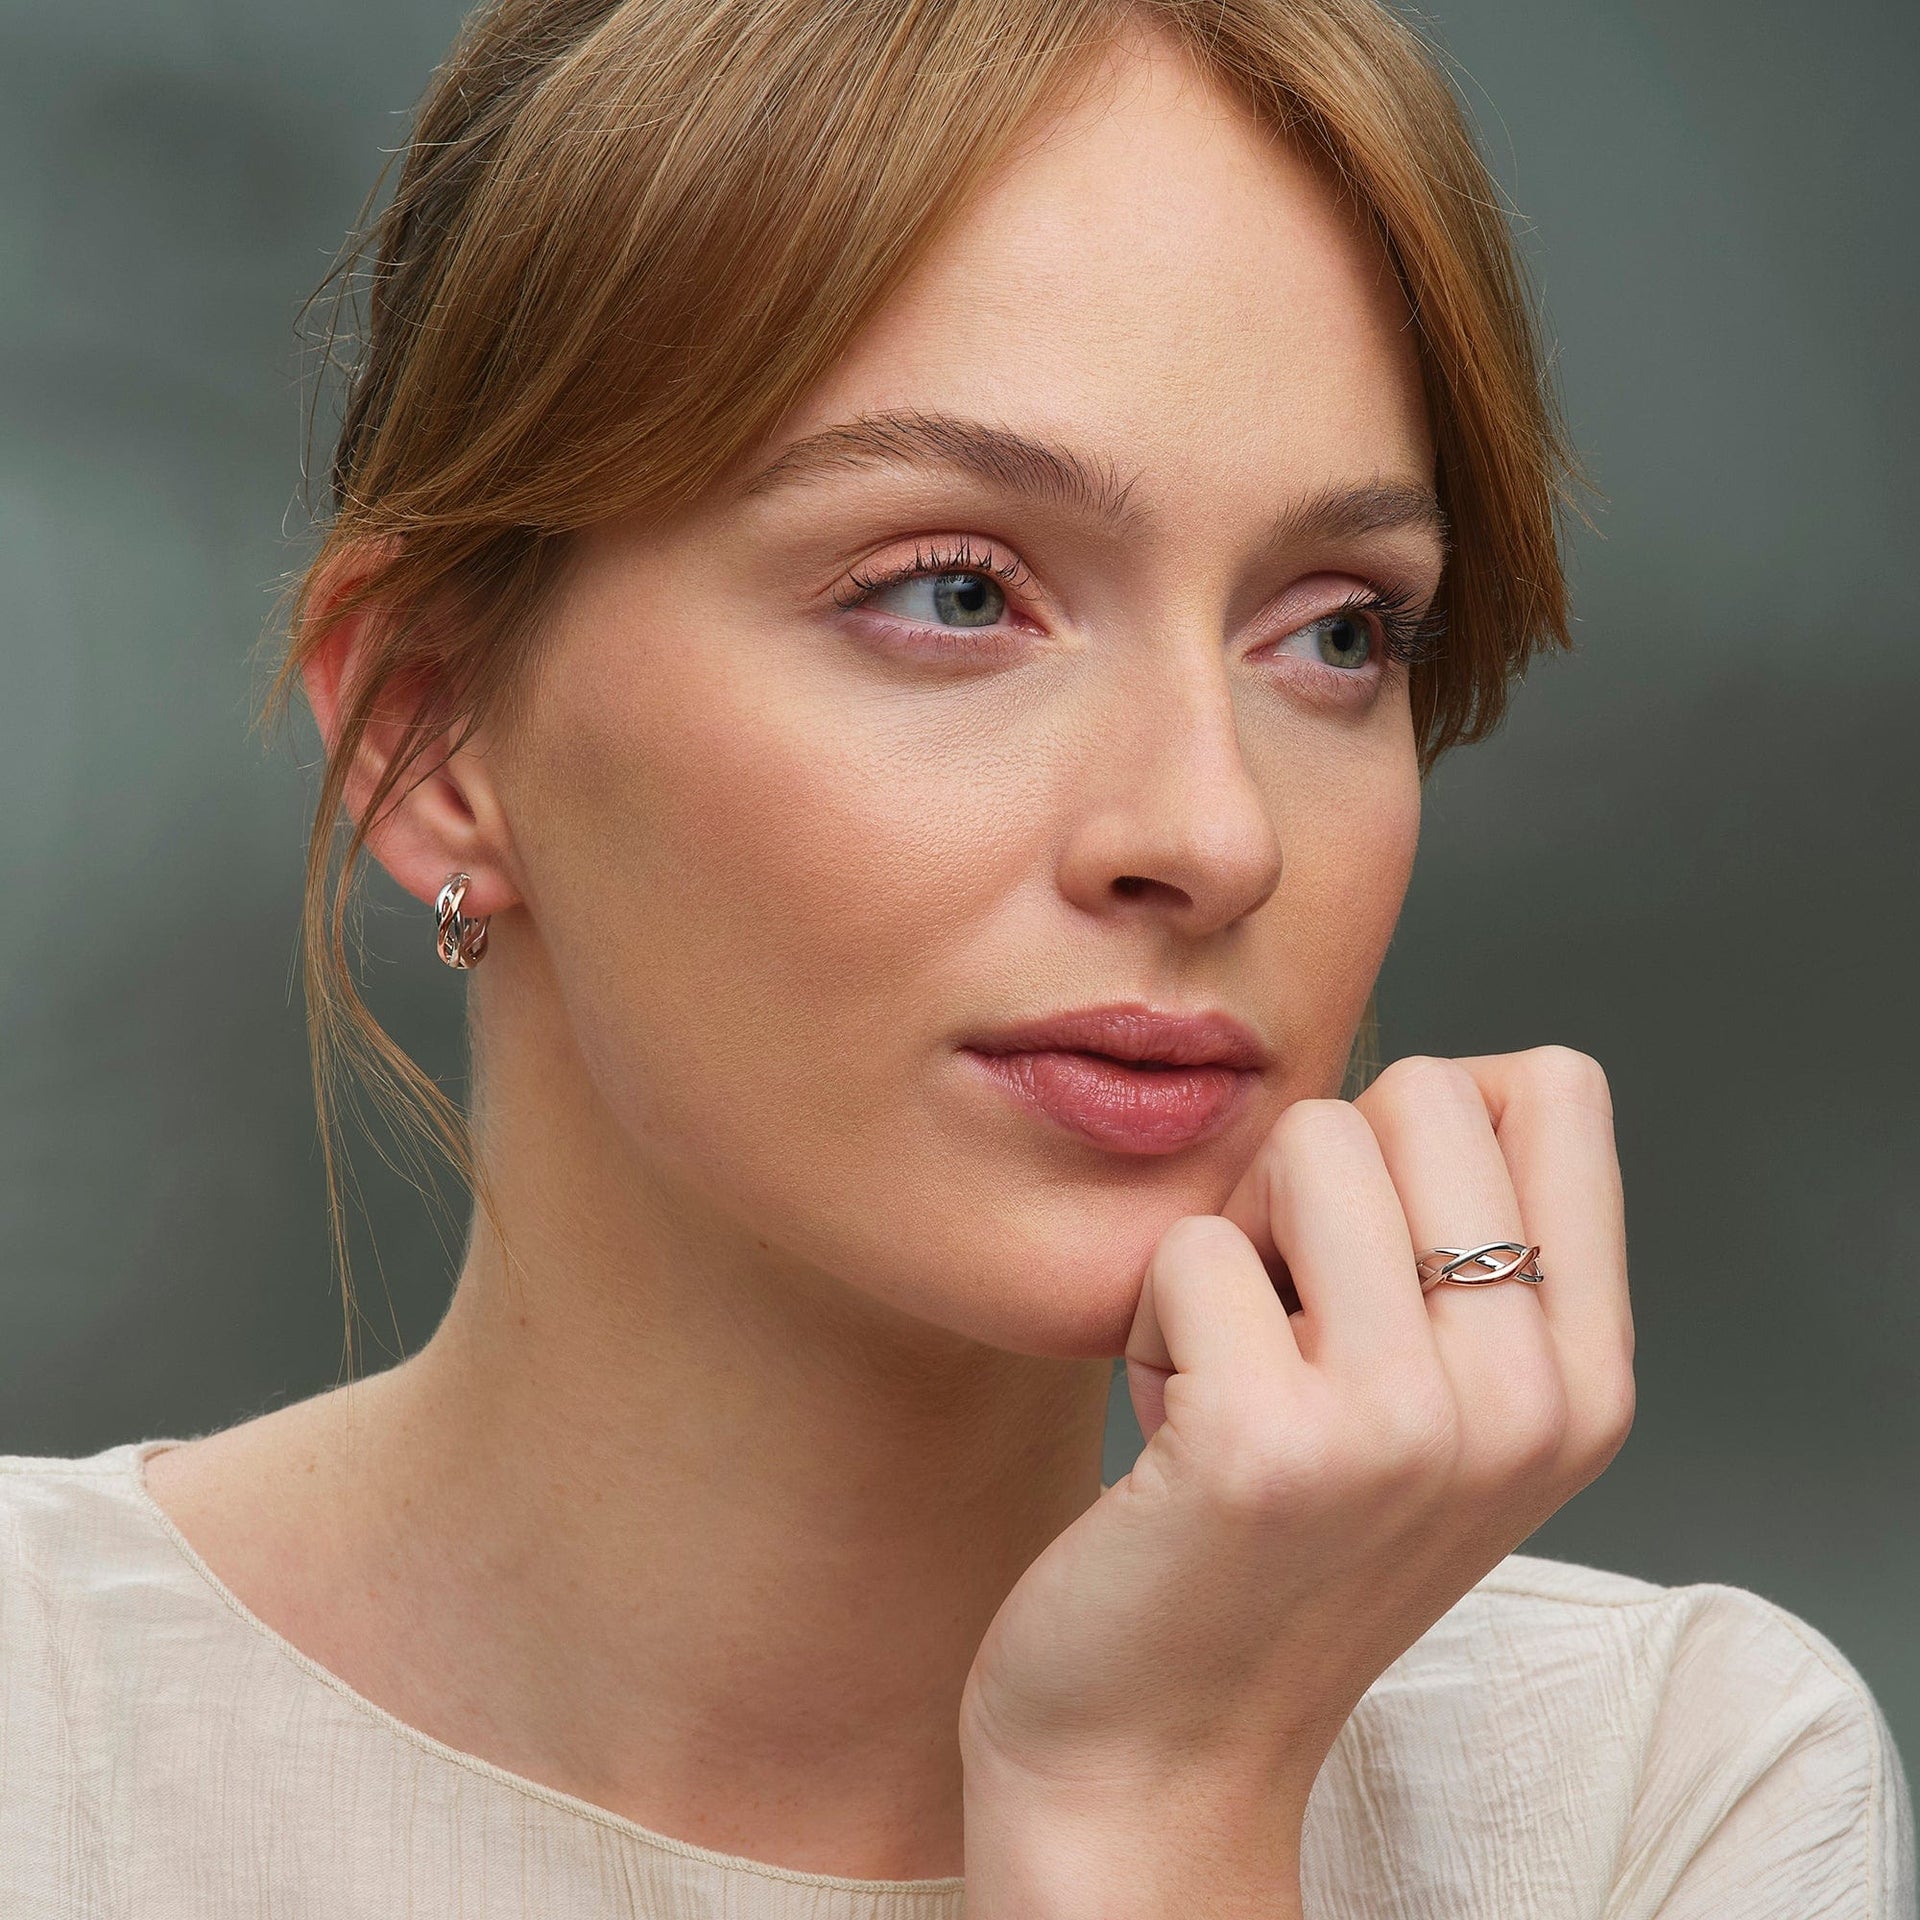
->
<box><xmin>1368</xmin><ymin>1053</ymin><xmax>1482</xmax><ymax>1119</ymax></box>
<box><xmin>1523</xmin><ymin>1045</ymin><xmax>1614</xmax><ymax>1120</ymax></box>
<box><xmin>1201</xmin><ymin>1409</ymin><xmax>1318</xmax><ymax>1519</ymax></box>
<box><xmin>1270</xmin><ymin>1095</ymin><xmax>1372</xmax><ymax>1163</ymax></box>
<box><xmin>1462</xmin><ymin>1363</ymin><xmax>1571</xmax><ymax>1485</ymax></box>
<box><xmin>1359</xmin><ymin>1379</ymin><xmax>1460</xmax><ymax>1483</ymax></box>
<box><xmin>1152</xmin><ymin>1212</ymin><xmax>1248</xmax><ymax>1276</ymax></box>
<box><xmin>1573</xmin><ymin>1359</ymin><xmax>1638</xmax><ymax>1471</ymax></box>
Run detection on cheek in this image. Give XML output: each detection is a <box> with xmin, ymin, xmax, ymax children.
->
<box><xmin>501</xmin><ymin>587</ymin><xmax>1035</xmax><ymax>1191</ymax></box>
<box><xmin>1254</xmin><ymin>703</ymin><xmax>1421</xmax><ymax>1096</ymax></box>
<box><xmin>503</xmin><ymin>597</ymin><xmax>1127</xmax><ymax>1355</ymax></box>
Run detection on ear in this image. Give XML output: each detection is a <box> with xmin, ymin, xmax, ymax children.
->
<box><xmin>299</xmin><ymin>544</ymin><xmax>523</xmax><ymax>921</ymax></box>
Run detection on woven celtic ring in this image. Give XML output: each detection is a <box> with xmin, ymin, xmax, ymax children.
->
<box><xmin>1415</xmin><ymin>1241</ymin><xmax>1544</xmax><ymax>1293</ymax></box>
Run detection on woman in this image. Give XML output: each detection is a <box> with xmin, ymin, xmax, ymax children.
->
<box><xmin>2</xmin><ymin>0</ymin><xmax>1911</xmax><ymax>1913</ymax></box>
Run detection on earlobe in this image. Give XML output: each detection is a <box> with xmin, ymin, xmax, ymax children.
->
<box><xmin>297</xmin><ymin>553</ymin><xmax>524</xmax><ymax>924</ymax></box>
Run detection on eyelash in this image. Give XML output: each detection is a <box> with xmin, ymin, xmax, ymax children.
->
<box><xmin>1309</xmin><ymin>581</ymin><xmax>1449</xmax><ymax>669</ymax></box>
<box><xmin>832</xmin><ymin>538</ymin><xmax>1035</xmax><ymax>613</ymax></box>
<box><xmin>833</xmin><ymin>541</ymin><xmax>1448</xmax><ymax>669</ymax></box>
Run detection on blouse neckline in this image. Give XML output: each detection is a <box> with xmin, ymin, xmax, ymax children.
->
<box><xmin>120</xmin><ymin>1435</ymin><xmax>969</xmax><ymax>1900</ymax></box>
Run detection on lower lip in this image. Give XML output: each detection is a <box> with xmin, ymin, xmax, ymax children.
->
<box><xmin>962</xmin><ymin>1048</ymin><xmax>1257</xmax><ymax>1155</ymax></box>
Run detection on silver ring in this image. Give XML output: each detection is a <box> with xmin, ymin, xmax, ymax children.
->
<box><xmin>1416</xmin><ymin>1242</ymin><xmax>1544</xmax><ymax>1293</ymax></box>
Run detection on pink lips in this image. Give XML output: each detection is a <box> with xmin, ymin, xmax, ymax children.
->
<box><xmin>960</xmin><ymin>1002</ymin><xmax>1268</xmax><ymax>1155</ymax></box>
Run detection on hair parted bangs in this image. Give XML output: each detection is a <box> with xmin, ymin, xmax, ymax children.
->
<box><xmin>255</xmin><ymin>0</ymin><xmax>1580</xmax><ymax>1364</ymax></box>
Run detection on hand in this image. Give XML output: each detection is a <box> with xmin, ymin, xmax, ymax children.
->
<box><xmin>959</xmin><ymin>1048</ymin><xmax>1635</xmax><ymax>1918</ymax></box>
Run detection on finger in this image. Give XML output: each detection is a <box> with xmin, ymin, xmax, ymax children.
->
<box><xmin>1450</xmin><ymin>1047</ymin><xmax>1634</xmax><ymax>1455</ymax></box>
<box><xmin>1354</xmin><ymin>1056</ymin><xmax>1564</xmax><ymax>1473</ymax></box>
<box><xmin>1125</xmin><ymin>1215</ymin><xmax>1306</xmax><ymax>1440</ymax></box>
<box><xmin>1220</xmin><ymin>1098</ymin><xmax>1441</xmax><ymax>1380</ymax></box>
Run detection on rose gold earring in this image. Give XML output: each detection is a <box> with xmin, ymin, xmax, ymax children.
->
<box><xmin>434</xmin><ymin>871</ymin><xmax>490</xmax><ymax>969</ymax></box>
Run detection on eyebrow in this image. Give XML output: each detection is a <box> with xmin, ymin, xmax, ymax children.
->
<box><xmin>741</xmin><ymin>406</ymin><xmax>1448</xmax><ymax>562</ymax></box>
<box><xmin>1261</xmin><ymin>475</ymin><xmax>1451</xmax><ymax>563</ymax></box>
<box><xmin>741</xmin><ymin>408</ymin><xmax>1144</xmax><ymax>531</ymax></box>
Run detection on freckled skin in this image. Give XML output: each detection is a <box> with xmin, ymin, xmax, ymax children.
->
<box><xmin>483</xmin><ymin>37</ymin><xmax>1431</xmax><ymax>1362</ymax></box>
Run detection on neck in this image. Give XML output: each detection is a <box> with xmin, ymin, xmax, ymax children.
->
<box><xmin>335</xmin><ymin>977</ymin><xmax>1111</xmax><ymax>1880</ymax></box>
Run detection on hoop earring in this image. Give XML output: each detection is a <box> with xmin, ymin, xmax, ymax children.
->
<box><xmin>435</xmin><ymin>871</ymin><xmax>491</xmax><ymax>969</ymax></box>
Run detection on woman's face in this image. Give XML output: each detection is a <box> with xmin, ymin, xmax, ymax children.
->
<box><xmin>486</xmin><ymin>27</ymin><xmax>1439</xmax><ymax>1360</ymax></box>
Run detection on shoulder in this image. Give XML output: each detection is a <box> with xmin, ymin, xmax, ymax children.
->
<box><xmin>0</xmin><ymin>1440</ymin><xmax>210</xmax><ymax>1733</ymax></box>
<box><xmin>1461</xmin><ymin>1551</ymin><xmax>1915</xmax><ymax>1915</ymax></box>
<box><xmin>0</xmin><ymin>1438</ymin><xmax>159</xmax><ymax>1599</ymax></box>
<box><xmin>0</xmin><ymin>1442</ymin><xmax>184</xmax><ymax>1860</ymax></box>
<box><xmin>1321</xmin><ymin>1551</ymin><xmax>1913</xmax><ymax>1914</ymax></box>
<box><xmin>0</xmin><ymin>1438</ymin><xmax>175</xmax><ymax>1573</ymax></box>
<box><xmin>1467</xmin><ymin>1548</ymin><xmax>1900</xmax><ymax>1749</ymax></box>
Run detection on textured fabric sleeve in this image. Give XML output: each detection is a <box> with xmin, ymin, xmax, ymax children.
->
<box><xmin>1605</xmin><ymin>1584</ymin><xmax>1917</xmax><ymax>1919</ymax></box>
<box><xmin>0</xmin><ymin>1464</ymin><xmax>95</xmax><ymax>1917</ymax></box>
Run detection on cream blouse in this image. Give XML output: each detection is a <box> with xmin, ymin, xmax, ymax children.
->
<box><xmin>1</xmin><ymin>1439</ymin><xmax>1912</xmax><ymax>1918</ymax></box>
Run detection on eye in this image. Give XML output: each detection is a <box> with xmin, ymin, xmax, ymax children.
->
<box><xmin>865</xmin><ymin>569</ymin><xmax>1008</xmax><ymax>629</ymax></box>
<box><xmin>832</xmin><ymin>537</ymin><xmax>1036</xmax><ymax>643</ymax></box>
<box><xmin>1273</xmin><ymin>608</ymin><xmax>1376</xmax><ymax>671</ymax></box>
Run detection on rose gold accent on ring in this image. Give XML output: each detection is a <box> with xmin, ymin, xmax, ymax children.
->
<box><xmin>435</xmin><ymin>871</ymin><xmax>490</xmax><ymax>969</ymax></box>
<box><xmin>1416</xmin><ymin>1241</ymin><xmax>1544</xmax><ymax>1293</ymax></box>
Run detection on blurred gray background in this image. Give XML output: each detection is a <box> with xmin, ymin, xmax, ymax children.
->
<box><xmin>3</xmin><ymin>0</ymin><xmax>1915</xmax><ymax>1771</ymax></box>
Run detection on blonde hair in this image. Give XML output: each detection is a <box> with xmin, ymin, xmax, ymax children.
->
<box><xmin>255</xmin><ymin>0</ymin><xmax>1577</xmax><ymax>1368</ymax></box>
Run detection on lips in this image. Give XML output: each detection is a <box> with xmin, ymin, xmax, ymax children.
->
<box><xmin>964</xmin><ymin>1002</ymin><xmax>1270</xmax><ymax>1071</ymax></box>
<box><xmin>960</xmin><ymin>1001</ymin><xmax>1268</xmax><ymax>1154</ymax></box>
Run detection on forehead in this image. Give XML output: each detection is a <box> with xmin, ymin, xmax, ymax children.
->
<box><xmin>776</xmin><ymin>25</ymin><xmax>1433</xmax><ymax>516</ymax></box>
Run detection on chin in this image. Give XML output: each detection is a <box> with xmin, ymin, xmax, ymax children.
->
<box><xmin>845</xmin><ymin>1183</ymin><xmax>1214</xmax><ymax>1363</ymax></box>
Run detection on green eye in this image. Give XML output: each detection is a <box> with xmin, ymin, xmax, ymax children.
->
<box><xmin>870</xmin><ymin>570</ymin><xmax>1007</xmax><ymax>628</ymax></box>
<box><xmin>1311</xmin><ymin>612</ymin><xmax>1373</xmax><ymax>669</ymax></box>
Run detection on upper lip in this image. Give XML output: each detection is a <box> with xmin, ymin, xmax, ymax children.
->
<box><xmin>963</xmin><ymin>1001</ymin><xmax>1271</xmax><ymax>1072</ymax></box>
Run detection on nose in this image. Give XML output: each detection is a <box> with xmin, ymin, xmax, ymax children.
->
<box><xmin>1053</xmin><ymin>638</ymin><xmax>1284</xmax><ymax>938</ymax></box>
